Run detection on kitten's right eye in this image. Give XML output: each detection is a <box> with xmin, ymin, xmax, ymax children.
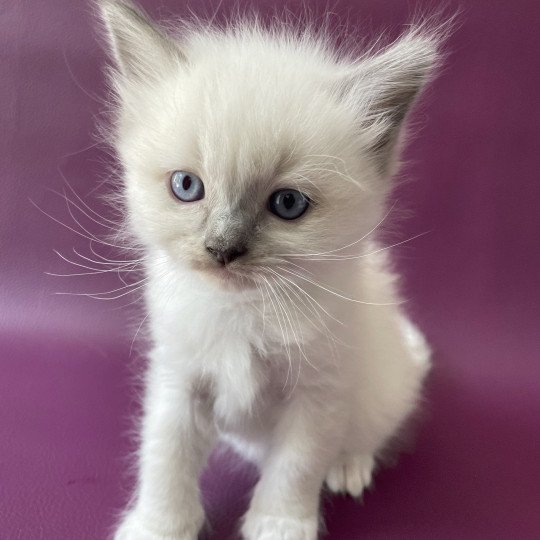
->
<box><xmin>170</xmin><ymin>171</ymin><xmax>205</xmax><ymax>202</ymax></box>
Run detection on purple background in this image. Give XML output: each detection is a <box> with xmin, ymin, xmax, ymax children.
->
<box><xmin>2</xmin><ymin>0</ymin><xmax>539</xmax><ymax>538</ymax></box>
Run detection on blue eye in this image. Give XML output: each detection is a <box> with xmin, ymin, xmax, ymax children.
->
<box><xmin>170</xmin><ymin>171</ymin><xmax>205</xmax><ymax>202</ymax></box>
<box><xmin>268</xmin><ymin>189</ymin><xmax>310</xmax><ymax>220</ymax></box>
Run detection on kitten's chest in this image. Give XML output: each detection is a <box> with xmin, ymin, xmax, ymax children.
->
<box><xmin>150</xmin><ymin>272</ymin><xmax>319</xmax><ymax>417</ymax></box>
<box><xmin>181</xmin><ymin>301</ymin><xmax>291</xmax><ymax>424</ymax></box>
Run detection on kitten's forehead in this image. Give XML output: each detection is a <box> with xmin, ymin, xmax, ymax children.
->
<box><xmin>190</xmin><ymin>75</ymin><xmax>339</xmax><ymax>204</ymax></box>
<box><xmin>197</xmin><ymin>87</ymin><xmax>294</xmax><ymax>191</ymax></box>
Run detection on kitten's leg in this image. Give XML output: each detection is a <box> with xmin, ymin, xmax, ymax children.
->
<box><xmin>241</xmin><ymin>391</ymin><xmax>345</xmax><ymax>540</ymax></box>
<box><xmin>326</xmin><ymin>313</ymin><xmax>431</xmax><ymax>499</ymax></box>
<box><xmin>115</xmin><ymin>353</ymin><xmax>216</xmax><ymax>540</ymax></box>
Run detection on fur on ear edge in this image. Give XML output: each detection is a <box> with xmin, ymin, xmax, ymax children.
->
<box><xmin>97</xmin><ymin>0</ymin><xmax>185</xmax><ymax>81</ymax></box>
<box><xmin>338</xmin><ymin>16</ymin><xmax>454</xmax><ymax>169</ymax></box>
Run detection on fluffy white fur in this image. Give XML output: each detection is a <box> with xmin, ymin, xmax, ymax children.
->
<box><xmin>97</xmin><ymin>1</ymin><xmax>440</xmax><ymax>538</ymax></box>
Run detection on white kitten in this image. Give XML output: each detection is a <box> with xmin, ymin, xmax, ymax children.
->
<box><xmin>98</xmin><ymin>1</ymin><xmax>439</xmax><ymax>539</ymax></box>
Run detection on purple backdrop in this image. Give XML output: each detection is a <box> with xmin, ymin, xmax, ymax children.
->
<box><xmin>2</xmin><ymin>1</ymin><xmax>539</xmax><ymax>538</ymax></box>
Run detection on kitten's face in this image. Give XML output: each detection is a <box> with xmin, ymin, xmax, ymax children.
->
<box><xmin>118</xmin><ymin>67</ymin><xmax>381</xmax><ymax>288</ymax></box>
<box><xmin>102</xmin><ymin>3</ymin><xmax>437</xmax><ymax>289</ymax></box>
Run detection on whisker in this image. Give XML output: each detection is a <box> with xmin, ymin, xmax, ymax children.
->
<box><xmin>290</xmin><ymin>231</ymin><xmax>430</xmax><ymax>262</ymax></box>
<box><xmin>62</xmin><ymin>190</ymin><xmax>117</xmax><ymax>246</ymax></box>
<box><xmin>260</xmin><ymin>275</ymin><xmax>293</xmax><ymax>390</ymax></box>
<box><xmin>279</xmin><ymin>266</ymin><xmax>402</xmax><ymax>306</ymax></box>
<box><xmin>46</xmin><ymin>267</ymin><xmax>138</xmax><ymax>278</ymax></box>
<box><xmin>270</xmin><ymin>275</ymin><xmax>319</xmax><ymax>373</ymax></box>
<box><xmin>53</xmin><ymin>249</ymin><xmax>114</xmax><ymax>273</ymax></box>
<box><xmin>265</xmin><ymin>267</ymin><xmax>344</xmax><ymax>327</ymax></box>
<box><xmin>275</xmin><ymin>201</ymin><xmax>396</xmax><ymax>259</ymax></box>
<box><xmin>73</xmin><ymin>246</ymin><xmax>141</xmax><ymax>269</ymax></box>
<box><xmin>30</xmin><ymin>199</ymin><xmax>140</xmax><ymax>252</ymax></box>
<box><xmin>49</xmin><ymin>187</ymin><xmax>116</xmax><ymax>232</ymax></box>
<box><xmin>53</xmin><ymin>249</ymin><xmax>138</xmax><ymax>275</ymax></box>
<box><xmin>268</xmin><ymin>276</ymin><xmax>304</xmax><ymax>395</ymax></box>
<box><xmin>62</xmin><ymin>49</ymin><xmax>108</xmax><ymax>106</ymax></box>
<box><xmin>254</xmin><ymin>280</ymin><xmax>267</xmax><ymax>339</ymax></box>
<box><xmin>62</xmin><ymin>177</ymin><xmax>120</xmax><ymax>227</ymax></box>
<box><xmin>54</xmin><ymin>279</ymin><xmax>148</xmax><ymax>301</ymax></box>
<box><xmin>270</xmin><ymin>272</ymin><xmax>341</xmax><ymax>366</ymax></box>
<box><xmin>357</xmin><ymin>231</ymin><xmax>431</xmax><ymax>259</ymax></box>
<box><xmin>86</xmin><ymin>242</ymin><xmax>144</xmax><ymax>265</ymax></box>
<box><xmin>296</xmin><ymin>165</ymin><xmax>365</xmax><ymax>191</ymax></box>
<box><xmin>130</xmin><ymin>312</ymin><xmax>150</xmax><ymax>357</ymax></box>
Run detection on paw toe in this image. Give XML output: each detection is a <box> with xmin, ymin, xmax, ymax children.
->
<box><xmin>326</xmin><ymin>453</ymin><xmax>375</xmax><ymax>498</ymax></box>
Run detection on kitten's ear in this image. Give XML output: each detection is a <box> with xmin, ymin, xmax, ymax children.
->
<box><xmin>98</xmin><ymin>0</ymin><xmax>185</xmax><ymax>81</ymax></box>
<box><xmin>341</xmin><ymin>30</ymin><xmax>441</xmax><ymax>170</ymax></box>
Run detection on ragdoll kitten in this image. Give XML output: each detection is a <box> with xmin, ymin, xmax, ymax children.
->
<box><xmin>98</xmin><ymin>1</ymin><xmax>438</xmax><ymax>538</ymax></box>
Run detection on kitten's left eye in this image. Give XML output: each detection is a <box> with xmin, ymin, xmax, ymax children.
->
<box><xmin>268</xmin><ymin>189</ymin><xmax>310</xmax><ymax>220</ymax></box>
<box><xmin>170</xmin><ymin>171</ymin><xmax>205</xmax><ymax>202</ymax></box>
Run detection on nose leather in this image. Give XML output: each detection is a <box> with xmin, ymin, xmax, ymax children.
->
<box><xmin>206</xmin><ymin>245</ymin><xmax>247</xmax><ymax>265</ymax></box>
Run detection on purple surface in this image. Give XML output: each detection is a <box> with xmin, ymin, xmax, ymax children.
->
<box><xmin>2</xmin><ymin>0</ymin><xmax>539</xmax><ymax>538</ymax></box>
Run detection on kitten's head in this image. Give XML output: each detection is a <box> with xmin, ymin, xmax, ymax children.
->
<box><xmin>99</xmin><ymin>0</ymin><xmax>440</xmax><ymax>289</ymax></box>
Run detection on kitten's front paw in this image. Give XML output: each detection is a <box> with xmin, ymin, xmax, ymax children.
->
<box><xmin>325</xmin><ymin>453</ymin><xmax>375</xmax><ymax>498</ymax></box>
<box><xmin>114</xmin><ymin>510</ymin><xmax>201</xmax><ymax>540</ymax></box>
<box><xmin>241</xmin><ymin>512</ymin><xmax>318</xmax><ymax>540</ymax></box>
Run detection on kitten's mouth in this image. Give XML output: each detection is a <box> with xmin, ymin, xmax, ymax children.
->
<box><xmin>192</xmin><ymin>261</ymin><xmax>257</xmax><ymax>290</ymax></box>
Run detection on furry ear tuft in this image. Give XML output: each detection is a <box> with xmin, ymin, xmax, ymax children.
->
<box><xmin>98</xmin><ymin>0</ymin><xmax>185</xmax><ymax>81</ymax></box>
<box><xmin>341</xmin><ymin>27</ymin><xmax>443</xmax><ymax>169</ymax></box>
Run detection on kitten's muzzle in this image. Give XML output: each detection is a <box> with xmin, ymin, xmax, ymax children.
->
<box><xmin>206</xmin><ymin>244</ymin><xmax>248</xmax><ymax>265</ymax></box>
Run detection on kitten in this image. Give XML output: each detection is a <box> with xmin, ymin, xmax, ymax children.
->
<box><xmin>98</xmin><ymin>1</ymin><xmax>439</xmax><ymax>538</ymax></box>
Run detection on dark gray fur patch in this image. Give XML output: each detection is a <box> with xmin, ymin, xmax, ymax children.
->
<box><xmin>205</xmin><ymin>183</ymin><xmax>265</xmax><ymax>253</ymax></box>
